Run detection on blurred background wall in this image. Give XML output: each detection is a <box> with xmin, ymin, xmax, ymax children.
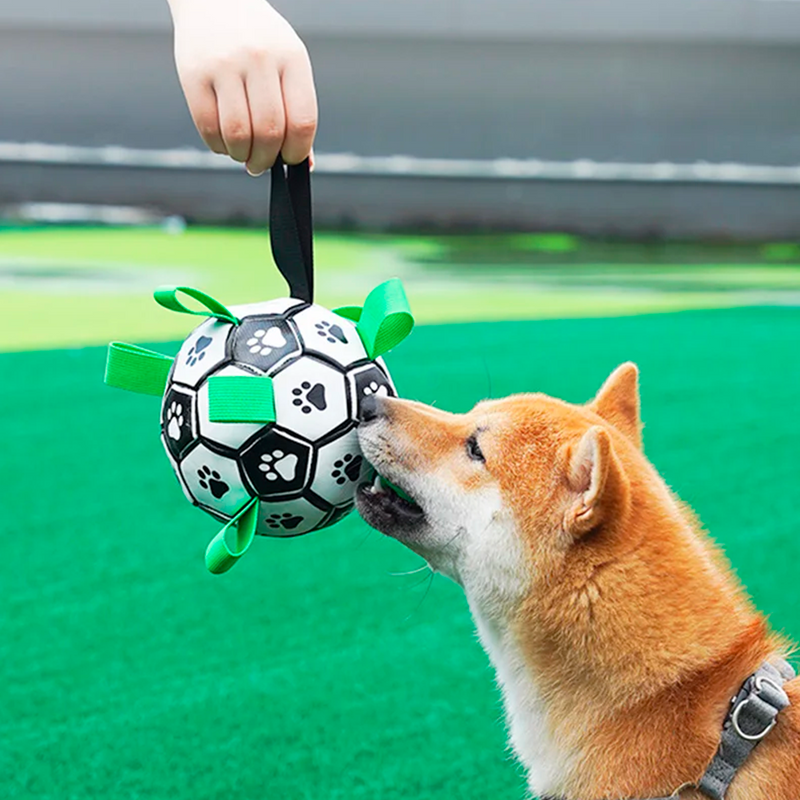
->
<box><xmin>1</xmin><ymin>0</ymin><xmax>800</xmax><ymax>236</ymax></box>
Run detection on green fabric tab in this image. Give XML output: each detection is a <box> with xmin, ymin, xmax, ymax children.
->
<box><xmin>153</xmin><ymin>286</ymin><xmax>239</xmax><ymax>325</ymax></box>
<box><xmin>207</xmin><ymin>375</ymin><xmax>276</xmax><ymax>423</ymax></box>
<box><xmin>333</xmin><ymin>306</ymin><xmax>362</xmax><ymax>323</ymax></box>
<box><xmin>104</xmin><ymin>342</ymin><xmax>173</xmax><ymax>396</ymax></box>
<box><xmin>356</xmin><ymin>278</ymin><xmax>414</xmax><ymax>359</ymax></box>
<box><xmin>205</xmin><ymin>498</ymin><xmax>259</xmax><ymax>575</ymax></box>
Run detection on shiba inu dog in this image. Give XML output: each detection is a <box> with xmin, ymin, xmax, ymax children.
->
<box><xmin>356</xmin><ymin>363</ymin><xmax>799</xmax><ymax>800</ymax></box>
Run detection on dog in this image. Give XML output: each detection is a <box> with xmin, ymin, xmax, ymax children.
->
<box><xmin>355</xmin><ymin>363</ymin><xmax>799</xmax><ymax>800</ymax></box>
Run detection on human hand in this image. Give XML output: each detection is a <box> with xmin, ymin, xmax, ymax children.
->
<box><xmin>169</xmin><ymin>0</ymin><xmax>317</xmax><ymax>175</ymax></box>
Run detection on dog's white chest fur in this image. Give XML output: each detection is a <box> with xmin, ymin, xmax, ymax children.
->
<box><xmin>472</xmin><ymin>611</ymin><xmax>569</xmax><ymax>796</ymax></box>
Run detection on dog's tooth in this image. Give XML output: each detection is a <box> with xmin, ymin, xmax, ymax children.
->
<box><xmin>374</xmin><ymin>474</ymin><xmax>384</xmax><ymax>492</ymax></box>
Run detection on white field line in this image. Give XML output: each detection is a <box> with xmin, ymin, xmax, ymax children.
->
<box><xmin>1</xmin><ymin>141</ymin><xmax>800</xmax><ymax>186</ymax></box>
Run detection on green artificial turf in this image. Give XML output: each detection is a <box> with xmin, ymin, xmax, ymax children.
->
<box><xmin>3</xmin><ymin>306</ymin><xmax>800</xmax><ymax>799</ymax></box>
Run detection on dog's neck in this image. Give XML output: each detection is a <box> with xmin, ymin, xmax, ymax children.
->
<box><xmin>465</xmin><ymin>494</ymin><xmax>774</xmax><ymax>799</ymax></box>
<box><xmin>471</xmin><ymin>606</ymin><xmax>572</xmax><ymax>796</ymax></box>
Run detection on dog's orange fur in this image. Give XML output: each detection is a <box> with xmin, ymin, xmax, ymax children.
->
<box><xmin>383</xmin><ymin>365</ymin><xmax>799</xmax><ymax>799</ymax></box>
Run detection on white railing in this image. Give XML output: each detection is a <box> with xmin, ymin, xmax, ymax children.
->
<box><xmin>2</xmin><ymin>141</ymin><xmax>800</xmax><ymax>186</ymax></box>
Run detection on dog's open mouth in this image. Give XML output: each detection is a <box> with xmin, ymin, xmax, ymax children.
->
<box><xmin>356</xmin><ymin>473</ymin><xmax>425</xmax><ymax>533</ymax></box>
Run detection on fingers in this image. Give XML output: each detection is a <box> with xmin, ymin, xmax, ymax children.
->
<box><xmin>181</xmin><ymin>78</ymin><xmax>226</xmax><ymax>155</ymax></box>
<box><xmin>244</xmin><ymin>65</ymin><xmax>286</xmax><ymax>176</ymax></box>
<box><xmin>181</xmin><ymin>56</ymin><xmax>316</xmax><ymax>175</ymax></box>
<box><xmin>215</xmin><ymin>72</ymin><xmax>253</xmax><ymax>164</ymax></box>
<box><xmin>280</xmin><ymin>54</ymin><xmax>318</xmax><ymax>165</ymax></box>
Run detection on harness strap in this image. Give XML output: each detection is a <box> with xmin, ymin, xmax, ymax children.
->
<box><xmin>697</xmin><ymin>658</ymin><xmax>794</xmax><ymax>800</ymax></box>
<box><xmin>541</xmin><ymin>658</ymin><xmax>794</xmax><ymax>800</ymax></box>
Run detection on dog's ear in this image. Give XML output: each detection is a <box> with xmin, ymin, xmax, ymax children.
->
<box><xmin>565</xmin><ymin>426</ymin><xmax>629</xmax><ymax>537</ymax></box>
<box><xmin>589</xmin><ymin>362</ymin><xmax>642</xmax><ymax>449</ymax></box>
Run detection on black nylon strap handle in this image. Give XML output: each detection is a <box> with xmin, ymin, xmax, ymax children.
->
<box><xmin>270</xmin><ymin>155</ymin><xmax>314</xmax><ymax>303</ymax></box>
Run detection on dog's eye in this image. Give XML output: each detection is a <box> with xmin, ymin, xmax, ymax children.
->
<box><xmin>466</xmin><ymin>435</ymin><xmax>485</xmax><ymax>463</ymax></box>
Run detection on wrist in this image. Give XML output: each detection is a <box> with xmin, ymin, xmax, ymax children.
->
<box><xmin>168</xmin><ymin>0</ymin><xmax>276</xmax><ymax>15</ymax></box>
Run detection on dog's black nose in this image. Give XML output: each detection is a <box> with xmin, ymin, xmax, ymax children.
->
<box><xmin>359</xmin><ymin>394</ymin><xmax>382</xmax><ymax>424</ymax></box>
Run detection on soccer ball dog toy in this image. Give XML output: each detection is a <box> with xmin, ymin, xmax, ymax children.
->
<box><xmin>104</xmin><ymin>159</ymin><xmax>413</xmax><ymax>574</ymax></box>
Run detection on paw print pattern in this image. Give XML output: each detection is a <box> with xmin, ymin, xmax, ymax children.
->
<box><xmin>331</xmin><ymin>454</ymin><xmax>363</xmax><ymax>485</ymax></box>
<box><xmin>363</xmin><ymin>381</ymin><xmax>389</xmax><ymax>398</ymax></box>
<box><xmin>186</xmin><ymin>335</ymin><xmax>212</xmax><ymax>367</ymax></box>
<box><xmin>350</xmin><ymin>366</ymin><xmax>396</xmax><ymax>425</ymax></box>
<box><xmin>315</xmin><ymin>320</ymin><xmax>348</xmax><ymax>344</ymax></box>
<box><xmin>292</xmin><ymin>381</ymin><xmax>327</xmax><ymax>414</ymax></box>
<box><xmin>162</xmin><ymin>387</ymin><xmax>195</xmax><ymax>460</ymax></box>
<box><xmin>258</xmin><ymin>450</ymin><xmax>299</xmax><ymax>483</ymax></box>
<box><xmin>232</xmin><ymin>317</ymin><xmax>300</xmax><ymax>373</ymax></box>
<box><xmin>289</xmin><ymin>306</ymin><xmax>366</xmax><ymax>370</ymax></box>
<box><xmin>246</xmin><ymin>327</ymin><xmax>287</xmax><ymax>356</ymax></box>
<box><xmin>197</xmin><ymin>465</ymin><xmax>230</xmax><ymax>499</ymax></box>
<box><xmin>266</xmin><ymin>512</ymin><xmax>304</xmax><ymax>531</ymax></box>
<box><xmin>166</xmin><ymin>401</ymin><xmax>184</xmax><ymax>441</ymax></box>
<box><xmin>240</xmin><ymin>431</ymin><xmax>311</xmax><ymax>497</ymax></box>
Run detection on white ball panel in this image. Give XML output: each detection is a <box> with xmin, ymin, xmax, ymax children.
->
<box><xmin>255</xmin><ymin>497</ymin><xmax>329</xmax><ymax>537</ymax></box>
<box><xmin>171</xmin><ymin>318</ymin><xmax>232</xmax><ymax>389</ymax></box>
<box><xmin>325</xmin><ymin>503</ymin><xmax>355</xmax><ymax>528</ymax></box>
<box><xmin>310</xmin><ymin>428</ymin><xmax>370</xmax><ymax>507</ymax></box>
<box><xmin>179</xmin><ymin>444</ymin><xmax>253</xmax><ymax>518</ymax></box>
<box><xmin>272</xmin><ymin>357</ymin><xmax>350</xmax><ymax>442</ymax></box>
<box><xmin>290</xmin><ymin>304</ymin><xmax>367</xmax><ymax>369</ymax></box>
<box><xmin>197</xmin><ymin>364</ymin><xmax>266</xmax><ymax>450</ymax></box>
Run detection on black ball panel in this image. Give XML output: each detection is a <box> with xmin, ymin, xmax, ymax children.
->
<box><xmin>348</xmin><ymin>363</ymin><xmax>397</xmax><ymax>423</ymax></box>
<box><xmin>161</xmin><ymin>386</ymin><xmax>196</xmax><ymax>459</ymax></box>
<box><xmin>230</xmin><ymin>315</ymin><xmax>301</xmax><ymax>374</ymax></box>
<box><xmin>239</xmin><ymin>428</ymin><xmax>313</xmax><ymax>499</ymax></box>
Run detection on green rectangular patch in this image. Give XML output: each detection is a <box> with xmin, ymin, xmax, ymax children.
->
<box><xmin>207</xmin><ymin>374</ymin><xmax>275</xmax><ymax>423</ymax></box>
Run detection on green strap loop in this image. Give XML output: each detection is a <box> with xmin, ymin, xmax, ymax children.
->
<box><xmin>334</xmin><ymin>278</ymin><xmax>414</xmax><ymax>359</ymax></box>
<box><xmin>104</xmin><ymin>343</ymin><xmax>174</xmax><ymax>396</ymax></box>
<box><xmin>205</xmin><ymin>497</ymin><xmax>259</xmax><ymax>575</ymax></box>
<box><xmin>153</xmin><ymin>286</ymin><xmax>239</xmax><ymax>325</ymax></box>
<box><xmin>207</xmin><ymin>375</ymin><xmax>276</xmax><ymax>423</ymax></box>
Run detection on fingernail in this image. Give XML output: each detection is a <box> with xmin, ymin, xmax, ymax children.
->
<box><xmin>246</xmin><ymin>165</ymin><xmax>264</xmax><ymax>178</ymax></box>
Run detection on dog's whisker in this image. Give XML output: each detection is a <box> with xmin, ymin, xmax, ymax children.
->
<box><xmin>441</xmin><ymin>525</ymin><xmax>467</xmax><ymax>549</ymax></box>
<box><xmin>354</xmin><ymin>528</ymin><xmax>374</xmax><ymax>549</ymax></box>
<box><xmin>388</xmin><ymin>563</ymin><xmax>431</xmax><ymax>577</ymax></box>
<box><xmin>403</xmin><ymin>570</ymin><xmax>436</xmax><ymax>622</ymax></box>
<box><xmin>405</xmin><ymin>571</ymin><xmax>436</xmax><ymax>591</ymax></box>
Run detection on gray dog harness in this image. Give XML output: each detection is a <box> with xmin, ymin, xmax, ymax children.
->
<box><xmin>543</xmin><ymin>658</ymin><xmax>795</xmax><ymax>800</ymax></box>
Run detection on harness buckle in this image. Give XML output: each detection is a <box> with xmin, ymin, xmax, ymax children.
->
<box><xmin>730</xmin><ymin>676</ymin><xmax>782</xmax><ymax>741</ymax></box>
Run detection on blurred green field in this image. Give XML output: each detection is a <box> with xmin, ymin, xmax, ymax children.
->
<box><xmin>2</xmin><ymin>227</ymin><xmax>800</xmax><ymax>799</ymax></box>
<box><xmin>1</xmin><ymin>226</ymin><xmax>800</xmax><ymax>351</ymax></box>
